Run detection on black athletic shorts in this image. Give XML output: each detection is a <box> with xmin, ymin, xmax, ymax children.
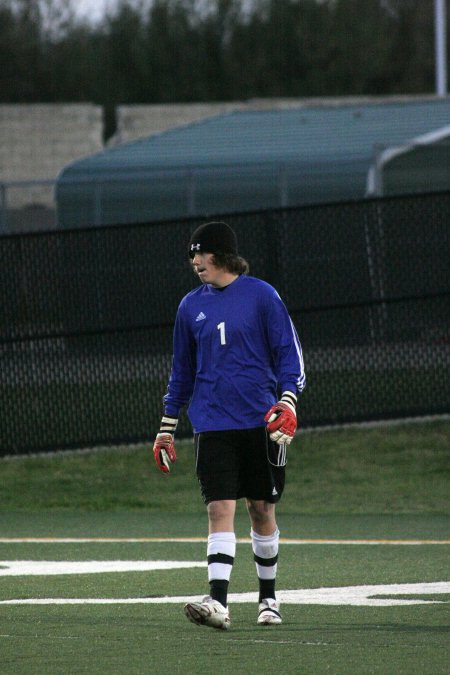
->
<box><xmin>194</xmin><ymin>426</ymin><xmax>286</xmax><ymax>505</ymax></box>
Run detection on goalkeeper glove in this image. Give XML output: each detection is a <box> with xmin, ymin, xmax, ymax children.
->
<box><xmin>153</xmin><ymin>415</ymin><xmax>178</xmax><ymax>473</ymax></box>
<box><xmin>264</xmin><ymin>392</ymin><xmax>297</xmax><ymax>445</ymax></box>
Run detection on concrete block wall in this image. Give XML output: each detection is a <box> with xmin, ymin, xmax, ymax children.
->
<box><xmin>110</xmin><ymin>102</ymin><xmax>243</xmax><ymax>145</ymax></box>
<box><xmin>0</xmin><ymin>104</ymin><xmax>103</xmax><ymax>209</ymax></box>
<box><xmin>111</xmin><ymin>99</ymin><xmax>345</xmax><ymax>145</ymax></box>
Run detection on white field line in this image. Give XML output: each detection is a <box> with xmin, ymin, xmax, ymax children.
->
<box><xmin>0</xmin><ymin>582</ymin><xmax>449</xmax><ymax>607</ymax></box>
<box><xmin>0</xmin><ymin>560</ymin><xmax>207</xmax><ymax>576</ymax></box>
<box><xmin>0</xmin><ymin>537</ymin><xmax>449</xmax><ymax>545</ymax></box>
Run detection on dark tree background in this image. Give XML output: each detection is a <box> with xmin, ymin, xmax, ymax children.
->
<box><xmin>0</xmin><ymin>0</ymin><xmax>446</xmax><ymax>138</ymax></box>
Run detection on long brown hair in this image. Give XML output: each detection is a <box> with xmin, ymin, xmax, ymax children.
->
<box><xmin>211</xmin><ymin>253</ymin><xmax>249</xmax><ymax>275</ymax></box>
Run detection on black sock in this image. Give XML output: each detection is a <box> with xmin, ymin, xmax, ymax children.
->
<box><xmin>209</xmin><ymin>579</ymin><xmax>229</xmax><ymax>608</ymax></box>
<box><xmin>259</xmin><ymin>578</ymin><xmax>276</xmax><ymax>603</ymax></box>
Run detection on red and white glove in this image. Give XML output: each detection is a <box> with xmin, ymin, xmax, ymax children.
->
<box><xmin>153</xmin><ymin>416</ymin><xmax>178</xmax><ymax>473</ymax></box>
<box><xmin>264</xmin><ymin>392</ymin><xmax>297</xmax><ymax>445</ymax></box>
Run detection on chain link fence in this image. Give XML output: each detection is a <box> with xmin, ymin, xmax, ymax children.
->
<box><xmin>1</xmin><ymin>191</ymin><xmax>449</xmax><ymax>455</ymax></box>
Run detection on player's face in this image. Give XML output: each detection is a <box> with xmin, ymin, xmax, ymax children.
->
<box><xmin>191</xmin><ymin>252</ymin><xmax>227</xmax><ymax>287</ymax></box>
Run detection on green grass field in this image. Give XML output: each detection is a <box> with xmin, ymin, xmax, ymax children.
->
<box><xmin>0</xmin><ymin>420</ymin><xmax>449</xmax><ymax>674</ymax></box>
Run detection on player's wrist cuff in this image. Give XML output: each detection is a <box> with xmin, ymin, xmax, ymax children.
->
<box><xmin>280</xmin><ymin>391</ymin><xmax>297</xmax><ymax>412</ymax></box>
<box><xmin>159</xmin><ymin>415</ymin><xmax>178</xmax><ymax>434</ymax></box>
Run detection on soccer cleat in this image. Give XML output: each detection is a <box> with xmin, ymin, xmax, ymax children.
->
<box><xmin>257</xmin><ymin>598</ymin><xmax>282</xmax><ymax>625</ymax></box>
<box><xmin>184</xmin><ymin>595</ymin><xmax>231</xmax><ymax>630</ymax></box>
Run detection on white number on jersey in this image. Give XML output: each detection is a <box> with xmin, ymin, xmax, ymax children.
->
<box><xmin>217</xmin><ymin>321</ymin><xmax>226</xmax><ymax>345</ymax></box>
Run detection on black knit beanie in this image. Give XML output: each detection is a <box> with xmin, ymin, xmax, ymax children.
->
<box><xmin>188</xmin><ymin>221</ymin><xmax>238</xmax><ymax>258</ymax></box>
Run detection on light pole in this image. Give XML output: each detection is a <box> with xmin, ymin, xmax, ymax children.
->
<box><xmin>435</xmin><ymin>0</ymin><xmax>448</xmax><ymax>96</ymax></box>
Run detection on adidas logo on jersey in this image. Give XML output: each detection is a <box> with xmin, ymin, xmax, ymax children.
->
<box><xmin>196</xmin><ymin>312</ymin><xmax>206</xmax><ymax>322</ymax></box>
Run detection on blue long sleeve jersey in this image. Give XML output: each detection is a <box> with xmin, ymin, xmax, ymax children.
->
<box><xmin>163</xmin><ymin>274</ymin><xmax>306</xmax><ymax>433</ymax></box>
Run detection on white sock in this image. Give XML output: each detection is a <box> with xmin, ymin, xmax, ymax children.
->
<box><xmin>207</xmin><ymin>531</ymin><xmax>236</xmax><ymax>582</ymax></box>
<box><xmin>251</xmin><ymin>528</ymin><xmax>279</xmax><ymax>601</ymax></box>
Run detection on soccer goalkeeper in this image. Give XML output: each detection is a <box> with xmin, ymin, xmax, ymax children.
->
<box><xmin>153</xmin><ymin>221</ymin><xmax>306</xmax><ymax>630</ymax></box>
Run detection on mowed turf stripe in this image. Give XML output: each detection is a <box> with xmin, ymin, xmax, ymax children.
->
<box><xmin>0</xmin><ymin>537</ymin><xmax>449</xmax><ymax>544</ymax></box>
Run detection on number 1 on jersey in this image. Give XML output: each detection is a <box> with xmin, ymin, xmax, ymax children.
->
<box><xmin>217</xmin><ymin>321</ymin><xmax>226</xmax><ymax>345</ymax></box>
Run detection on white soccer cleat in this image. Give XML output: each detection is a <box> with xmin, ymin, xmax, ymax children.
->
<box><xmin>184</xmin><ymin>595</ymin><xmax>231</xmax><ymax>630</ymax></box>
<box><xmin>257</xmin><ymin>598</ymin><xmax>282</xmax><ymax>625</ymax></box>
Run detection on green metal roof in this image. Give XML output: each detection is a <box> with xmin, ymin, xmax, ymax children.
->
<box><xmin>57</xmin><ymin>99</ymin><xmax>450</xmax><ymax>226</ymax></box>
